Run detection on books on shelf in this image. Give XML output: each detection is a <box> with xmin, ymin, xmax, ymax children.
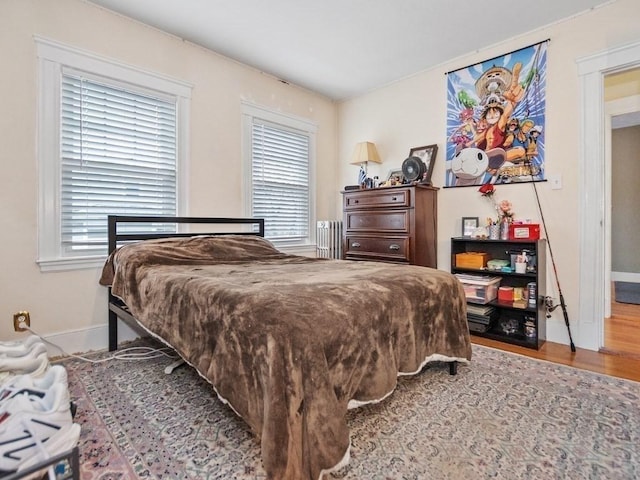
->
<box><xmin>466</xmin><ymin>304</ymin><xmax>494</xmax><ymax>316</ymax></box>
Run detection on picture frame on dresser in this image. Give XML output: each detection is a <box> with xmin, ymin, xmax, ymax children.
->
<box><xmin>409</xmin><ymin>144</ymin><xmax>438</xmax><ymax>184</ymax></box>
<box><xmin>386</xmin><ymin>168</ymin><xmax>404</xmax><ymax>181</ymax></box>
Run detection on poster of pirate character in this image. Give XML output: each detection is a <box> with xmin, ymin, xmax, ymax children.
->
<box><xmin>445</xmin><ymin>41</ymin><xmax>547</xmax><ymax>187</ymax></box>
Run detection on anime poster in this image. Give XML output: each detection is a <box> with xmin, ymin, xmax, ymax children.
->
<box><xmin>444</xmin><ymin>41</ymin><xmax>547</xmax><ymax>187</ymax></box>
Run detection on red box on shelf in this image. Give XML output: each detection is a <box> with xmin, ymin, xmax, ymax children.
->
<box><xmin>509</xmin><ymin>223</ymin><xmax>540</xmax><ymax>240</ymax></box>
<box><xmin>498</xmin><ymin>286</ymin><xmax>514</xmax><ymax>302</ymax></box>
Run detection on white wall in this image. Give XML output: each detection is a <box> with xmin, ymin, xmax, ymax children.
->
<box><xmin>611</xmin><ymin>125</ymin><xmax>640</xmax><ymax>274</ymax></box>
<box><xmin>4</xmin><ymin>0</ymin><xmax>640</xmax><ymax>353</ymax></box>
<box><xmin>0</xmin><ymin>0</ymin><xmax>338</xmax><ymax>351</ymax></box>
<box><xmin>337</xmin><ymin>0</ymin><xmax>640</xmax><ymax>348</ymax></box>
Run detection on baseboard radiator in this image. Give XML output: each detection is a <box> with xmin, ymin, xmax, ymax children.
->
<box><xmin>316</xmin><ymin>220</ymin><xmax>343</xmax><ymax>259</ymax></box>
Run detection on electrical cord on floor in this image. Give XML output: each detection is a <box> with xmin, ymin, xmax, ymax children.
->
<box><xmin>22</xmin><ymin>325</ymin><xmax>180</xmax><ymax>364</ymax></box>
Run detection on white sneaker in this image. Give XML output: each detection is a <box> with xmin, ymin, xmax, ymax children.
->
<box><xmin>0</xmin><ymin>336</ymin><xmax>43</xmax><ymax>357</ymax></box>
<box><xmin>0</xmin><ymin>383</ymin><xmax>80</xmax><ymax>476</ymax></box>
<box><xmin>0</xmin><ymin>344</ymin><xmax>50</xmax><ymax>385</ymax></box>
<box><xmin>0</xmin><ymin>365</ymin><xmax>68</xmax><ymax>403</ymax></box>
<box><xmin>0</xmin><ymin>341</ymin><xmax>47</xmax><ymax>363</ymax></box>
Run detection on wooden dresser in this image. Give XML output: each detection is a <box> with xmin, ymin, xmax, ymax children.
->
<box><xmin>342</xmin><ymin>185</ymin><xmax>438</xmax><ymax>267</ymax></box>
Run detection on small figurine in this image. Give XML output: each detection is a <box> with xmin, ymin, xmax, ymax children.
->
<box><xmin>473</xmin><ymin>226</ymin><xmax>489</xmax><ymax>238</ymax></box>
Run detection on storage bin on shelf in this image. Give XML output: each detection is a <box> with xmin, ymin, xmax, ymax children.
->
<box><xmin>508</xmin><ymin>223</ymin><xmax>540</xmax><ymax>240</ymax></box>
<box><xmin>455</xmin><ymin>274</ymin><xmax>501</xmax><ymax>304</ymax></box>
<box><xmin>455</xmin><ymin>252</ymin><xmax>490</xmax><ymax>269</ymax></box>
<box><xmin>498</xmin><ymin>286</ymin><xmax>514</xmax><ymax>301</ymax></box>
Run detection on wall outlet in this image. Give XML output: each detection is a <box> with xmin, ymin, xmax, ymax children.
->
<box><xmin>13</xmin><ymin>311</ymin><xmax>30</xmax><ymax>332</ymax></box>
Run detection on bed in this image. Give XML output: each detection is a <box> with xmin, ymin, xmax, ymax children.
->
<box><xmin>100</xmin><ymin>215</ymin><xmax>472</xmax><ymax>480</ymax></box>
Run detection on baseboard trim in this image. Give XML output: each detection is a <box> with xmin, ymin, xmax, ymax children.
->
<box><xmin>612</xmin><ymin>271</ymin><xmax>640</xmax><ymax>283</ymax></box>
<box><xmin>599</xmin><ymin>346</ymin><xmax>640</xmax><ymax>360</ymax></box>
<box><xmin>31</xmin><ymin>322</ymin><xmax>143</xmax><ymax>358</ymax></box>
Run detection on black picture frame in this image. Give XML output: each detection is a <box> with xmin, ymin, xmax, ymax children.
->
<box><xmin>462</xmin><ymin>216</ymin><xmax>479</xmax><ymax>237</ymax></box>
<box><xmin>409</xmin><ymin>144</ymin><xmax>438</xmax><ymax>184</ymax></box>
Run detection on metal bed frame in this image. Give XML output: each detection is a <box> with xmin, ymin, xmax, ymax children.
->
<box><xmin>106</xmin><ymin>215</ymin><xmax>265</xmax><ymax>351</ymax></box>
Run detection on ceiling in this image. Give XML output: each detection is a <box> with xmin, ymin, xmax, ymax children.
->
<box><xmin>86</xmin><ymin>0</ymin><xmax>613</xmax><ymax>101</ymax></box>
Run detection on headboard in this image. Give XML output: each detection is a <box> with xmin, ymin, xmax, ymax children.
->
<box><xmin>107</xmin><ymin>215</ymin><xmax>265</xmax><ymax>253</ymax></box>
<box><xmin>106</xmin><ymin>215</ymin><xmax>265</xmax><ymax>350</ymax></box>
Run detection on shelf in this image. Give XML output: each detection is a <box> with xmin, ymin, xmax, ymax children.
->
<box><xmin>452</xmin><ymin>237</ymin><xmax>546</xmax><ymax>350</ymax></box>
<box><xmin>452</xmin><ymin>267</ymin><xmax>536</xmax><ymax>278</ymax></box>
<box><xmin>451</xmin><ymin>236</ymin><xmax>537</xmax><ymax>244</ymax></box>
<box><xmin>467</xmin><ymin>299</ymin><xmax>537</xmax><ymax>312</ymax></box>
<box><xmin>470</xmin><ymin>330</ymin><xmax>541</xmax><ymax>349</ymax></box>
<box><xmin>493</xmin><ymin>300</ymin><xmax>537</xmax><ymax>311</ymax></box>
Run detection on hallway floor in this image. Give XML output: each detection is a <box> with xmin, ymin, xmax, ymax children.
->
<box><xmin>604</xmin><ymin>293</ymin><xmax>640</xmax><ymax>358</ymax></box>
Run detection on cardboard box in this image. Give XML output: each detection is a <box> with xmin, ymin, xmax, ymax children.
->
<box><xmin>455</xmin><ymin>274</ymin><xmax>501</xmax><ymax>304</ymax></box>
<box><xmin>509</xmin><ymin>223</ymin><xmax>540</xmax><ymax>240</ymax></box>
<box><xmin>455</xmin><ymin>252</ymin><xmax>490</xmax><ymax>269</ymax></box>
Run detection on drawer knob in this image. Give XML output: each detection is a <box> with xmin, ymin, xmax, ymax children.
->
<box><xmin>391</xmin><ymin>196</ymin><xmax>397</xmax><ymax>201</ymax></box>
<box><xmin>351</xmin><ymin>242</ymin><xmax>361</xmax><ymax>248</ymax></box>
<box><xmin>354</xmin><ymin>199</ymin><xmax>359</xmax><ymax>203</ymax></box>
<box><xmin>389</xmin><ymin>244</ymin><xmax>400</xmax><ymax>251</ymax></box>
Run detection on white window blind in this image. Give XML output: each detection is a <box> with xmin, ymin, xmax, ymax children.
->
<box><xmin>251</xmin><ymin>120</ymin><xmax>310</xmax><ymax>241</ymax></box>
<box><xmin>60</xmin><ymin>73</ymin><xmax>177</xmax><ymax>255</ymax></box>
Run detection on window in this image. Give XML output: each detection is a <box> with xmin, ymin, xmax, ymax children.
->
<box><xmin>242</xmin><ymin>103</ymin><xmax>317</xmax><ymax>247</ymax></box>
<box><xmin>36</xmin><ymin>37</ymin><xmax>191</xmax><ymax>271</ymax></box>
<box><xmin>60</xmin><ymin>72</ymin><xmax>178</xmax><ymax>254</ymax></box>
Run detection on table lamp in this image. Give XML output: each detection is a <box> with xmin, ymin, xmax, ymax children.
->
<box><xmin>350</xmin><ymin>142</ymin><xmax>382</xmax><ymax>186</ymax></box>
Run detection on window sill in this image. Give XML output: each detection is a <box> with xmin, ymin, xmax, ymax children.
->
<box><xmin>37</xmin><ymin>256</ymin><xmax>107</xmax><ymax>272</ymax></box>
<box><xmin>274</xmin><ymin>244</ymin><xmax>317</xmax><ymax>257</ymax></box>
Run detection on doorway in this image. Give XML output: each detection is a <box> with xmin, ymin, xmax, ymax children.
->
<box><xmin>603</xmin><ymin>84</ymin><xmax>640</xmax><ymax>357</ymax></box>
<box><xmin>577</xmin><ymin>39</ymin><xmax>640</xmax><ymax>352</ymax></box>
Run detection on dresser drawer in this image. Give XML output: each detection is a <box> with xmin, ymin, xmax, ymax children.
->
<box><xmin>344</xmin><ymin>188</ymin><xmax>411</xmax><ymax>210</ymax></box>
<box><xmin>345</xmin><ymin>210</ymin><xmax>410</xmax><ymax>233</ymax></box>
<box><xmin>341</xmin><ymin>185</ymin><xmax>437</xmax><ymax>268</ymax></box>
<box><xmin>345</xmin><ymin>235</ymin><xmax>410</xmax><ymax>262</ymax></box>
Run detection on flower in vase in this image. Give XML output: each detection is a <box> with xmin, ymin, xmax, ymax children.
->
<box><xmin>478</xmin><ymin>183</ymin><xmax>495</xmax><ymax>198</ymax></box>
<box><xmin>478</xmin><ymin>184</ymin><xmax>514</xmax><ymax>225</ymax></box>
<box><xmin>498</xmin><ymin>199</ymin><xmax>514</xmax><ymax>222</ymax></box>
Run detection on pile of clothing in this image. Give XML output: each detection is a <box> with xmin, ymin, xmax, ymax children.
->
<box><xmin>0</xmin><ymin>335</ymin><xmax>80</xmax><ymax>479</ymax></box>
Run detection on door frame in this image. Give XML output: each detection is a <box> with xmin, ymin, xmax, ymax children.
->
<box><xmin>577</xmin><ymin>40</ymin><xmax>640</xmax><ymax>351</ymax></box>
<box><xmin>604</xmin><ymin>95</ymin><xmax>640</xmax><ymax>318</ymax></box>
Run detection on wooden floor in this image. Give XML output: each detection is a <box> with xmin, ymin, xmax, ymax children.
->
<box><xmin>472</xmin><ymin>294</ymin><xmax>640</xmax><ymax>383</ymax></box>
<box><xmin>603</xmin><ymin>295</ymin><xmax>640</xmax><ymax>358</ymax></box>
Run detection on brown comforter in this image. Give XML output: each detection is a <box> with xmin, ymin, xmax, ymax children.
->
<box><xmin>100</xmin><ymin>235</ymin><xmax>471</xmax><ymax>480</ymax></box>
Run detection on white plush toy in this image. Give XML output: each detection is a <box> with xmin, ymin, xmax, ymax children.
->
<box><xmin>450</xmin><ymin>147</ymin><xmax>489</xmax><ymax>186</ymax></box>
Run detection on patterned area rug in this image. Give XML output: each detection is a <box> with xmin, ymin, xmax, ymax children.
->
<box><xmin>62</xmin><ymin>339</ymin><xmax>640</xmax><ymax>479</ymax></box>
